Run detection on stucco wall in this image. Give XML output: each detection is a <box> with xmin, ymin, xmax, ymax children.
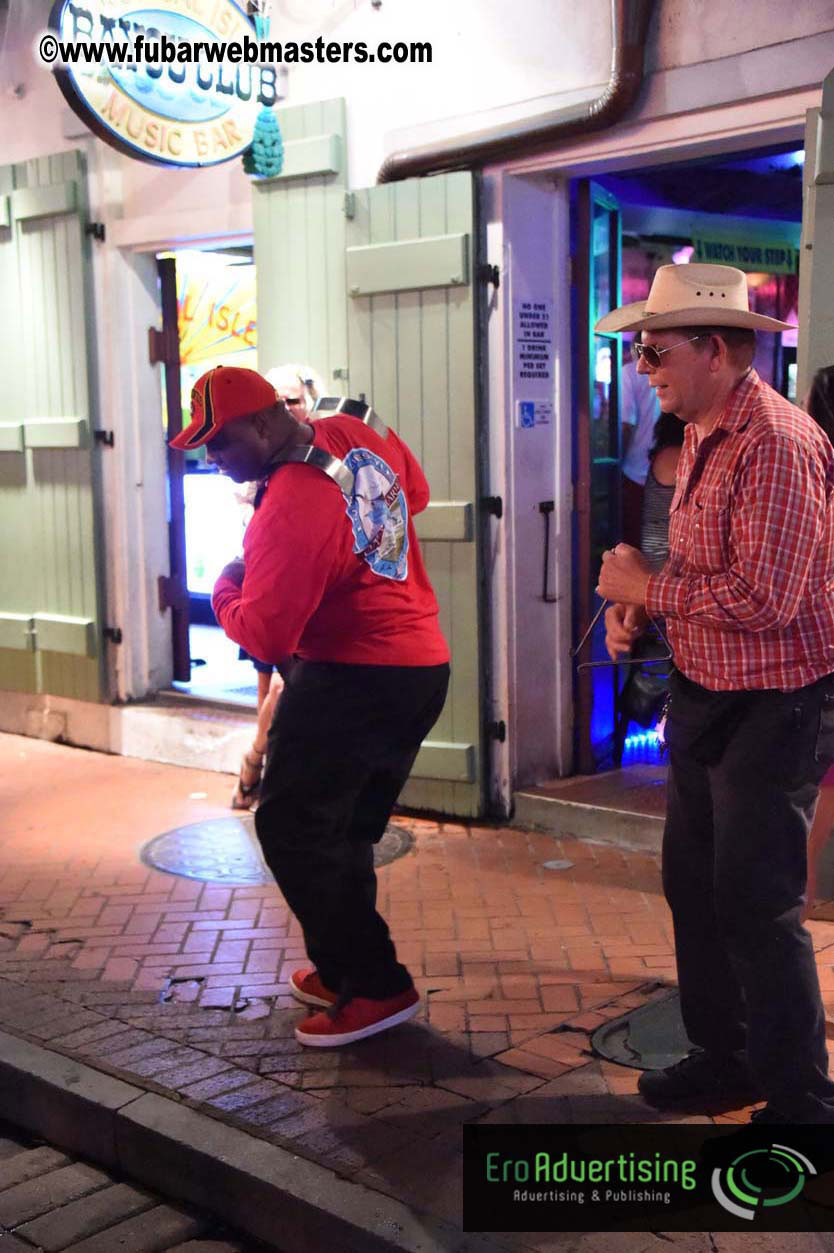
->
<box><xmin>1</xmin><ymin>1</ymin><xmax>833</xmax><ymax>219</ymax></box>
<box><xmin>649</xmin><ymin>0</ymin><xmax>833</xmax><ymax>70</ymax></box>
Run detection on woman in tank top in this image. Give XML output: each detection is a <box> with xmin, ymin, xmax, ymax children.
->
<box><xmin>614</xmin><ymin>412</ymin><xmax>685</xmax><ymax>761</ymax></box>
<box><xmin>640</xmin><ymin>412</ymin><xmax>685</xmax><ymax>571</ymax></box>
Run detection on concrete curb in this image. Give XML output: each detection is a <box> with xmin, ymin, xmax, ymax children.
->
<box><xmin>0</xmin><ymin>1029</ymin><xmax>510</xmax><ymax>1253</ymax></box>
<box><xmin>512</xmin><ymin>791</ymin><xmax>664</xmax><ymax>852</ymax></box>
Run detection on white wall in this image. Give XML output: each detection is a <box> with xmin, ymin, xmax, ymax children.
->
<box><xmin>649</xmin><ymin>0</ymin><xmax>834</xmax><ymax>69</ymax></box>
<box><xmin>3</xmin><ymin>1</ymin><xmax>834</xmax><ymax>218</ymax></box>
<box><xmin>490</xmin><ymin>172</ymin><xmax>573</xmax><ymax>788</ymax></box>
<box><xmin>272</xmin><ymin>0</ymin><xmax>611</xmax><ymax>187</ymax></box>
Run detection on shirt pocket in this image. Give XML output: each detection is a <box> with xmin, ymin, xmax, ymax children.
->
<box><xmin>688</xmin><ymin>483</ymin><xmax>731</xmax><ymax>573</ymax></box>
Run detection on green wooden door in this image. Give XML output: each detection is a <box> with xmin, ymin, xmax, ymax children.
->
<box><xmin>0</xmin><ymin>150</ymin><xmax>105</xmax><ymax>702</ymax></box>
<box><xmin>252</xmin><ymin>98</ymin><xmax>349</xmax><ymax>389</ymax></box>
<box><xmin>345</xmin><ymin>171</ymin><xmax>484</xmax><ymax>816</ymax></box>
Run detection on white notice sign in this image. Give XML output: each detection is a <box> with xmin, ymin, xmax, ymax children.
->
<box><xmin>514</xmin><ymin>300</ymin><xmax>553</xmax><ymax>387</ymax></box>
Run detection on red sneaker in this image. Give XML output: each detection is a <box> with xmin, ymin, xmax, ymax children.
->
<box><xmin>289</xmin><ymin>968</ymin><xmax>339</xmax><ymax>1009</ymax></box>
<box><xmin>295</xmin><ymin>987</ymin><xmax>420</xmax><ymax>1047</ymax></box>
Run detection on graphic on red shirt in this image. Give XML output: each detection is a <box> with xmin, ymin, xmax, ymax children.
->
<box><xmin>342</xmin><ymin>446</ymin><xmax>408</xmax><ymax>580</ymax></box>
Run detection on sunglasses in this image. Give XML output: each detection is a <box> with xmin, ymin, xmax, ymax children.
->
<box><xmin>631</xmin><ymin>335</ymin><xmax>705</xmax><ymax>369</ymax></box>
<box><xmin>205</xmin><ymin>426</ymin><xmax>232</xmax><ymax>454</ymax></box>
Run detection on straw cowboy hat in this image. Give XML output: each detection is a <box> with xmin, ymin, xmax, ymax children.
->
<box><xmin>595</xmin><ymin>263</ymin><xmax>794</xmax><ymax>333</ymax></box>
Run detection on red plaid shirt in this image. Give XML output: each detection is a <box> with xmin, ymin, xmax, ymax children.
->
<box><xmin>645</xmin><ymin>369</ymin><xmax>834</xmax><ymax>691</ymax></box>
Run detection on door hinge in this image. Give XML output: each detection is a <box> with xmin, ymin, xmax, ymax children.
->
<box><xmin>94</xmin><ymin>429</ymin><xmax>114</xmax><ymax>447</ymax></box>
<box><xmin>478</xmin><ymin>263</ymin><xmax>500</xmax><ymax>288</ymax></box>
<box><xmin>482</xmin><ymin>495</ymin><xmax>503</xmax><ymax>519</ymax></box>
<box><xmin>85</xmin><ymin>221</ymin><xmax>106</xmax><ymax>242</ymax></box>
<box><xmin>103</xmin><ymin>626</ymin><xmax>122</xmax><ymax>645</ymax></box>
<box><xmin>157</xmin><ymin>575</ymin><xmax>189</xmax><ymax>613</ymax></box>
<box><xmin>487</xmin><ymin>719</ymin><xmax>506</xmax><ymax>743</ymax></box>
<box><xmin>148</xmin><ymin>326</ymin><xmax>179</xmax><ymax>368</ymax></box>
<box><xmin>343</xmin><ymin>192</ymin><xmax>356</xmax><ymax>219</ymax></box>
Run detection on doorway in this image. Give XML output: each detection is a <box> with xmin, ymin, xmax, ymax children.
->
<box><xmin>161</xmin><ymin>244</ymin><xmax>262</xmax><ymax>707</ymax></box>
<box><xmin>572</xmin><ymin>142</ymin><xmax>803</xmax><ymax>773</ymax></box>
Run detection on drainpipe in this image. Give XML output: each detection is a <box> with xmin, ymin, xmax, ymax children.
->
<box><xmin>377</xmin><ymin>0</ymin><xmax>655</xmax><ymax>183</ymax></box>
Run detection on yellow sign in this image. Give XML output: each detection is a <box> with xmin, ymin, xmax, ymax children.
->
<box><xmin>50</xmin><ymin>1</ymin><xmax>282</xmax><ymax>167</ymax></box>
<box><xmin>692</xmin><ymin>237</ymin><xmax>798</xmax><ymax>275</ymax></box>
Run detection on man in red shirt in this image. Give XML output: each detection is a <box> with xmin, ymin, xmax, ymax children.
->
<box><xmin>170</xmin><ymin>366</ymin><xmax>450</xmax><ymax>1046</ymax></box>
<box><xmin>596</xmin><ymin>264</ymin><xmax>834</xmax><ymax>1124</ymax></box>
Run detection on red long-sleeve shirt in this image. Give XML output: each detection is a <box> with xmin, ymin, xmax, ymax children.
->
<box><xmin>212</xmin><ymin>415</ymin><xmax>449</xmax><ymax>668</ymax></box>
<box><xmin>645</xmin><ymin>369</ymin><xmax>834</xmax><ymax>690</ymax></box>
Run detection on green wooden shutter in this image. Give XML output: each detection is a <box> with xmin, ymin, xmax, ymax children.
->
<box><xmin>0</xmin><ymin>150</ymin><xmax>105</xmax><ymax>701</ymax></box>
<box><xmin>252</xmin><ymin>98</ymin><xmax>348</xmax><ymax>389</ymax></box>
<box><xmin>345</xmin><ymin>171</ymin><xmax>484</xmax><ymax>817</ymax></box>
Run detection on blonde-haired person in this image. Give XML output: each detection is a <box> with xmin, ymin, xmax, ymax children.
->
<box><xmin>264</xmin><ymin>363</ymin><xmax>326</xmax><ymax>417</ymax></box>
<box><xmin>231</xmin><ymin>362</ymin><xmax>327</xmax><ymax>810</ymax></box>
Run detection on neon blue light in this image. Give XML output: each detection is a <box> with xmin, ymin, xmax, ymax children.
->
<box><xmin>623</xmin><ymin>726</ymin><xmax>662</xmax><ymax>760</ymax></box>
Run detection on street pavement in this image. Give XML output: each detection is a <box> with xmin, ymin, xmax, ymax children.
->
<box><xmin>0</xmin><ymin>1118</ymin><xmax>256</xmax><ymax>1251</ymax></box>
<box><xmin>2</xmin><ymin>731</ymin><xmax>834</xmax><ymax>1250</ymax></box>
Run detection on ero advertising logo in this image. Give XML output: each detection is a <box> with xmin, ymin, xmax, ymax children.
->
<box><xmin>47</xmin><ymin>1</ymin><xmax>285</xmax><ymax>167</ymax></box>
<box><xmin>711</xmin><ymin>1142</ymin><xmax>817</xmax><ymax>1221</ymax></box>
<box><xmin>463</xmin><ymin>1125</ymin><xmax>831</xmax><ymax>1233</ymax></box>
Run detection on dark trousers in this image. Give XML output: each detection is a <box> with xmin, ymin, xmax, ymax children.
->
<box><xmin>663</xmin><ymin>668</ymin><xmax>834</xmax><ymax>1119</ymax></box>
<box><xmin>254</xmin><ymin>659</ymin><xmax>450</xmax><ymax>1000</ymax></box>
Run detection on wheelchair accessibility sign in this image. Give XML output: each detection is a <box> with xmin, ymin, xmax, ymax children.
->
<box><xmin>516</xmin><ymin>400</ymin><xmax>552</xmax><ymax>429</ymax></box>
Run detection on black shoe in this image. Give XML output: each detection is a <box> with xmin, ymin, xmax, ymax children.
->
<box><xmin>749</xmin><ymin>1105</ymin><xmax>788</xmax><ymax>1124</ymax></box>
<box><xmin>751</xmin><ymin>1102</ymin><xmax>834</xmax><ymax>1125</ymax></box>
<box><xmin>637</xmin><ymin>1049</ymin><xmax>762</xmax><ymax>1109</ymax></box>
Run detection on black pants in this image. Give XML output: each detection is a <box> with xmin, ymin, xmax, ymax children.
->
<box><xmin>663</xmin><ymin>668</ymin><xmax>834</xmax><ymax>1119</ymax></box>
<box><xmin>254</xmin><ymin>659</ymin><xmax>450</xmax><ymax>1000</ymax></box>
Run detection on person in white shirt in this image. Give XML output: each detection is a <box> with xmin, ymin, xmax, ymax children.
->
<box><xmin>620</xmin><ymin>347</ymin><xmax>661</xmax><ymax>546</ymax></box>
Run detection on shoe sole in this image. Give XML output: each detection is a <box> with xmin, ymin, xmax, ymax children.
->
<box><xmin>295</xmin><ymin>999</ymin><xmax>420</xmax><ymax>1047</ymax></box>
<box><xmin>289</xmin><ymin>979</ymin><xmax>336</xmax><ymax>1010</ymax></box>
<box><xmin>638</xmin><ymin>1085</ymin><xmax>763</xmax><ymax>1110</ymax></box>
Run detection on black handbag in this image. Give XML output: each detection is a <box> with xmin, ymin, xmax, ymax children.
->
<box><xmin>620</xmin><ymin>633</ymin><xmax>673</xmax><ymax>728</ymax></box>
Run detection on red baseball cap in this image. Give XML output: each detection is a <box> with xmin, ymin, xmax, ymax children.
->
<box><xmin>169</xmin><ymin>366</ymin><xmax>277</xmax><ymax>451</ymax></box>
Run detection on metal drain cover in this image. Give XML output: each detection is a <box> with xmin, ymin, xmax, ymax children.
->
<box><xmin>591</xmin><ymin>991</ymin><xmax>691</xmax><ymax>1071</ymax></box>
<box><xmin>141</xmin><ymin>816</ymin><xmax>414</xmax><ymax>885</ymax></box>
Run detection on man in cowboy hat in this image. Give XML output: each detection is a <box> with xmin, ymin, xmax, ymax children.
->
<box><xmin>596</xmin><ymin>263</ymin><xmax>834</xmax><ymax>1124</ymax></box>
<box><xmin>169</xmin><ymin>365</ymin><xmax>450</xmax><ymax>1047</ymax></box>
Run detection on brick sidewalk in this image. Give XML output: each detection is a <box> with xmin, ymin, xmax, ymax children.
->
<box><xmin>0</xmin><ymin>1118</ymin><xmax>252</xmax><ymax>1251</ymax></box>
<box><xmin>2</xmin><ymin>732</ymin><xmax>834</xmax><ymax>1249</ymax></box>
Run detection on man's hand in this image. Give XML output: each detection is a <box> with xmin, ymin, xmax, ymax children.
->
<box><xmin>218</xmin><ymin>558</ymin><xmax>245</xmax><ymax>588</ymax></box>
<box><xmin>596</xmin><ymin>543</ymin><xmax>652</xmax><ymax>606</ymax></box>
<box><xmin>604</xmin><ymin>602</ymin><xmax>649</xmax><ymax>661</ymax></box>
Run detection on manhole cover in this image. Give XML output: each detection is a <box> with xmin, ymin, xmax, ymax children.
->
<box><xmin>591</xmin><ymin>991</ymin><xmax>692</xmax><ymax>1071</ymax></box>
<box><xmin>141</xmin><ymin>816</ymin><xmax>414</xmax><ymax>885</ymax></box>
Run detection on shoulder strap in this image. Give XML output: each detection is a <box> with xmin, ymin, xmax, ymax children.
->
<box><xmin>311</xmin><ymin>396</ymin><xmax>389</xmax><ymax>437</ymax></box>
<box><xmin>263</xmin><ymin>398</ymin><xmax>388</xmax><ymax>497</ymax></box>
<box><xmin>271</xmin><ymin>445</ymin><xmax>355</xmax><ymax>495</ymax></box>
